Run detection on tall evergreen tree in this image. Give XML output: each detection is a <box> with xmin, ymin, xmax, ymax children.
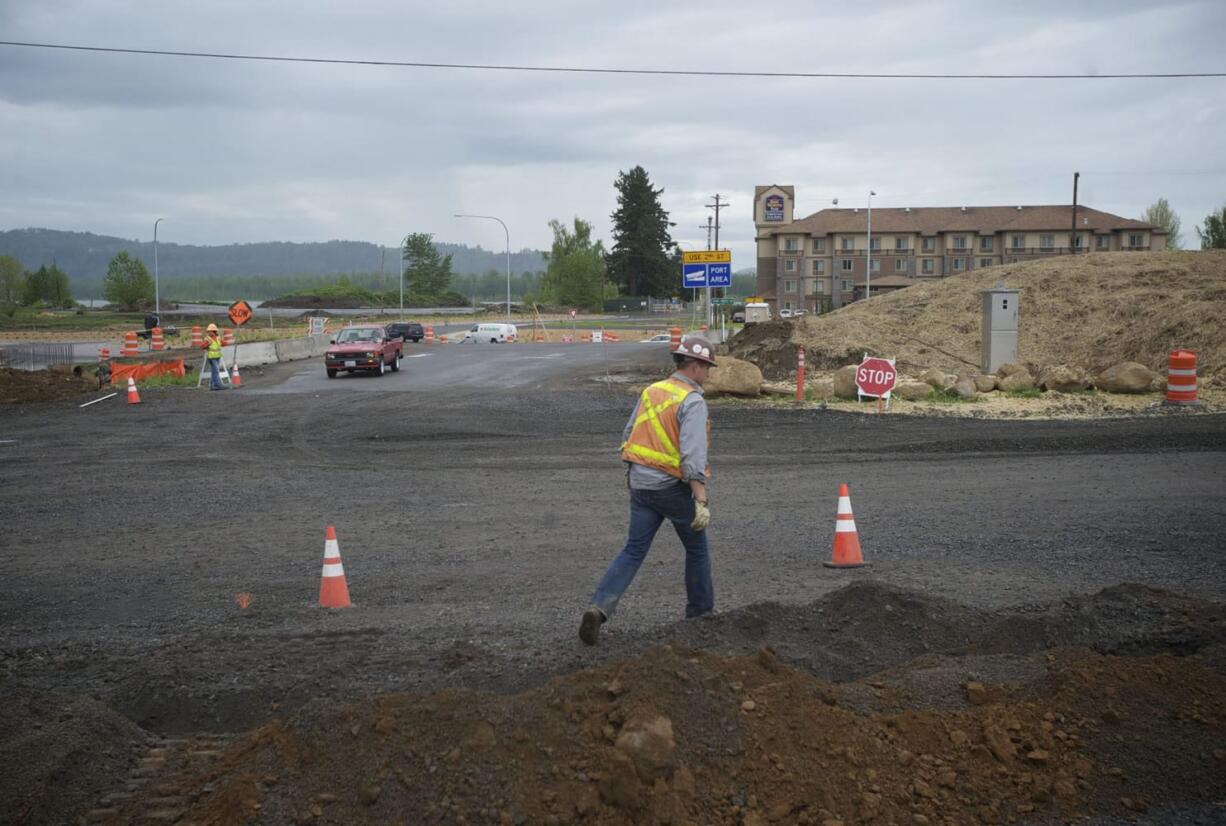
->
<box><xmin>607</xmin><ymin>166</ymin><xmax>676</xmax><ymax>297</ymax></box>
<box><xmin>401</xmin><ymin>233</ymin><xmax>453</xmax><ymax>296</ymax></box>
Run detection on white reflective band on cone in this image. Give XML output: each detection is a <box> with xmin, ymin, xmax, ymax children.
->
<box><xmin>324</xmin><ymin>539</ymin><xmax>339</xmax><ymax>555</ymax></box>
<box><xmin>322</xmin><ymin>562</ymin><xmax>345</xmax><ymax>577</ymax></box>
<box><xmin>1167</xmin><ymin>383</ymin><xmax>1198</xmax><ymax>392</ymax></box>
<box><xmin>837</xmin><ymin>497</ymin><xmax>852</xmax><ymax>513</ymax></box>
<box><xmin>836</xmin><ymin>520</ymin><xmax>858</xmax><ymax>533</ymax></box>
<box><xmin>1168</xmin><ymin>368</ymin><xmax>1197</xmax><ymax>376</ymax></box>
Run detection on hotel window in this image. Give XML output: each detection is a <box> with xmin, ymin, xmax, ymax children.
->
<box><xmin>870</xmin><ymin>259</ymin><xmax>881</xmax><ymax>273</ymax></box>
<box><xmin>813</xmin><ymin>260</ymin><xmax>825</xmax><ymax>274</ymax></box>
<box><xmin>895</xmin><ymin>259</ymin><xmax>907</xmax><ymax>272</ymax></box>
<box><xmin>841</xmin><ymin>280</ymin><xmax>852</xmax><ymax>292</ymax></box>
<box><xmin>895</xmin><ymin>237</ymin><xmax>908</xmax><ymax>250</ymax></box>
<box><xmin>979</xmin><ymin>258</ymin><xmax>993</xmax><ymax>268</ymax></box>
<box><xmin>841</xmin><ymin>237</ymin><xmax>853</xmax><ymax>250</ymax></box>
<box><xmin>784</xmin><ymin>238</ymin><xmax>798</xmax><ymax>251</ymax></box>
<box><xmin>952</xmin><ymin>258</ymin><xmax>965</xmax><ymax>271</ymax></box>
<box><xmin>922</xmin><ymin>237</ymin><xmax>935</xmax><ymax>252</ymax></box>
<box><xmin>1096</xmin><ymin>235</ymin><xmax>1110</xmax><ymax>250</ymax></box>
<box><xmin>953</xmin><ymin>236</ymin><xmax>967</xmax><ymax>250</ymax></box>
<box><xmin>1012</xmin><ymin>235</ymin><xmax>1025</xmax><ymax>249</ymax></box>
<box><xmin>812</xmin><ymin>238</ymin><xmax>825</xmax><ymax>253</ymax></box>
<box><xmin>814</xmin><ymin>280</ymin><xmax>826</xmax><ymax>293</ymax></box>
<box><xmin>784</xmin><ymin>279</ymin><xmax>796</xmax><ymax>292</ymax></box>
<box><xmin>841</xmin><ymin>259</ymin><xmax>853</xmax><ymax>271</ymax></box>
<box><xmin>784</xmin><ymin>259</ymin><xmax>797</xmax><ymax>272</ymax></box>
<box><xmin>980</xmin><ymin>237</ymin><xmax>993</xmax><ymax>251</ymax></box>
<box><xmin>1040</xmin><ymin>235</ymin><xmax>1054</xmax><ymax>249</ymax></box>
<box><xmin>922</xmin><ymin>259</ymin><xmax>934</xmax><ymax>274</ymax></box>
<box><xmin>869</xmin><ymin>237</ymin><xmax>881</xmax><ymax>251</ymax></box>
<box><xmin>1129</xmin><ymin>233</ymin><xmax>1144</xmax><ymax>247</ymax></box>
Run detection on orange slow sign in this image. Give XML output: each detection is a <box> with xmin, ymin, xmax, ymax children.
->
<box><xmin>228</xmin><ymin>300</ymin><xmax>254</xmax><ymax>327</ymax></box>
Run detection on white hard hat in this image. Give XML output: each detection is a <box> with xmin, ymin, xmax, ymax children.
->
<box><xmin>676</xmin><ymin>335</ymin><xmax>717</xmax><ymax>366</ymax></box>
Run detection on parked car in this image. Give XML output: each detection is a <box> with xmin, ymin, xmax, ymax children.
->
<box><xmin>731</xmin><ymin>311</ymin><xmax>745</xmax><ymax>323</ymax></box>
<box><xmin>640</xmin><ymin>333</ymin><xmax>672</xmax><ymax>343</ymax></box>
<box><xmin>792</xmin><ymin>309</ymin><xmax>808</xmax><ymax>318</ymax></box>
<box><xmin>324</xmin><ymin>325</ymin><xmax>403</xmax><ymax>377</ymax></box>
<box><xmin>385</xmin><ymin>321</ymin><xmax>424</xmax><ymax>342</ymax></box>
<box><xmin>462</xmin><ymin>323</ymin><xmax>517</xmax><ymax>343</ymax></box>
<box><xmin>779</xmin><ymin>308</ymin><xmax>794</xmax><ymax>319</ymax></box>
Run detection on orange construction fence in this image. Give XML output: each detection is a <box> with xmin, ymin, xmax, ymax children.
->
<box><xmin>110</xmin><ymin>358</ymin><xmax>186</xmax><ymax>385</ymax></box>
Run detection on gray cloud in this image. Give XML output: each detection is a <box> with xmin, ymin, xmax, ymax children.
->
<box><xmin>1</xmin><ymin>0</ymin><xmax>1224</xmax><ymax>266</ymax></box>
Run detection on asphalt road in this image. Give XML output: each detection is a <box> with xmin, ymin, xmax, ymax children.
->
<box><xmin>1</xmin><ymin>350</ymin><xmax>1225</xmax><ymax>735</ymax></box>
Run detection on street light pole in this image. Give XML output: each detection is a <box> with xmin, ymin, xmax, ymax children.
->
<box><xmin>153</xmin><ymin>218</ymin><xmax>164</xmax><ymax>321</ymax></box>
<box><xmin>399</xmin><ymin>235</ymin><xmax>411</xmax><ymax>321</ymax></box>
<box><xmin>455</xmin><ymin>214</ymin><xmax>511</xmax><ymax>324</ymax></box>
<box><xmin>866</xmin><ymin>191</ymin><xmax>876</xmax><ymax>301</ymax></box>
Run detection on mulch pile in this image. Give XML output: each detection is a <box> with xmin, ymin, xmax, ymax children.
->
<box><xmin>730</xmin><ymin>250</ymin><xmax>1226</xmax><ymax>386</ymax></box>
<box><xmin>0</xmin><ymin>366</ymin><xmax>96</xmax><ymax>404</ymax></box>
<box><xmin>113</xmin><ymin>644</ymin><xmax>1225</xmax><ymax>825</ymax></box>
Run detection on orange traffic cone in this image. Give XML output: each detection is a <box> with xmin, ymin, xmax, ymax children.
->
<box><xmin>231</xmin><ymin>360</ymin><xmax>242</xmax><ymax>388</ymax></box>
<box><xmin>318</xmin><ymin>526</ymin><xmax>352</xmax><ymax>608</ymax></box>
<box><xmin>126</xmin><ymin>377</ymin><xmax>142</xmax><ymax>405</ymax></box>
<box><xmin>824</xmin><ymin>483</ymin><xmax>870</xmax><ymax>568</ymax></box>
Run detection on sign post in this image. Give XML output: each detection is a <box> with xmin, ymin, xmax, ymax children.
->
<box><xmin>681</xmin><ymin>250</ymin><xmax>732</xmax><ymax>336</ymax></box>
<box><xmin>227</xmin><ymin>300</ymin><xmax>254</xmax><ymax>368</ymax></box>
<box><xmin>854</xmin><ymin>354</ymin><xmax>898</xmax><ymax>413</ymax></box>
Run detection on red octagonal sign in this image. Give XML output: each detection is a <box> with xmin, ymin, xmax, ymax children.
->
<box><xmin>855</xmin><ymin>356</ymin><xmax>897</xmax><ymax>398</ymax></box>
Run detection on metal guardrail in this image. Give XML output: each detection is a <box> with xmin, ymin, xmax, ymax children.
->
<box><xmin>0</xmin><ymin>342</ymin><xmax>77</xmax><ymax>371</ymax></box>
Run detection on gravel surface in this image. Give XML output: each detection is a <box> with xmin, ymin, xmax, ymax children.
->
<box><xmin>1</xmin><ymin>363</ymin><xmax>1224</xmax><ymax>823</ymax></box>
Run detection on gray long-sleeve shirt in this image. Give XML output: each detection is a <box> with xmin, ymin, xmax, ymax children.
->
<box><xmin>623</xmin><ymin>372</ymin><xmax>709</xmax><ymax>490</ymax></box>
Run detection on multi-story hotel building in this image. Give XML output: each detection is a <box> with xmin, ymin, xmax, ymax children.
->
<box><xmin>754</xmin><ymin>185</ymin><xmax>1166</xmax><ymax>314</ymax></box>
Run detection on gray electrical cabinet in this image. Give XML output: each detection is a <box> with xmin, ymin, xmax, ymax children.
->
<box><xmin>981</xmin><ymin>286</ymin><xmax>1019</xmax><ymax>374</ymax></box>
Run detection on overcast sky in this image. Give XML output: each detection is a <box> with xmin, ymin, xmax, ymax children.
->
<box><xmin>2</xmin><ymin>0</ymin><xmax>1224</xmax><ymax>267</ymax></box>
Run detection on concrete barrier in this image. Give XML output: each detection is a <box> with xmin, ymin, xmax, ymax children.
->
<box><xmin>234</xmin><ymin>341</ymin><xmax>279</xmax><ymax>367</ymax></box>
<box><xmin>274</xmin><ymin>338</ymin><xmax>315</xmax><ymax>362</ymax></box>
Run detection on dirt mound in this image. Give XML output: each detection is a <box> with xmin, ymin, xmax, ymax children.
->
<box><xmin>0</xmin><ymin>366</ymin><xmax>96</xmax><ymax>404</ymax></box>
<box><xmin>0</xmin><ymin>688</ymin><xmax>146</xmax><ymax>824</ymax></box>
<box><xmin>729</xmin><ymin>251</ymin><xmax>1226</xmax><ymax>386</ymax></box>
<box><xmin>112</xmin><ymin>644</ymin><xmax>1225</xmax><ymax>826</ymax></box>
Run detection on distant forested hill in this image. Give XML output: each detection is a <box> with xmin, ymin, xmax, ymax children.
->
<box><xmin>0</xmin><ymin>228</ymin><xmax>547</xmax><ymax>299</ymax></box>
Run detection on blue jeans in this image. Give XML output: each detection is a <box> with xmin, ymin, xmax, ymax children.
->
<box><xmin>591</xmin><ymin>483</ymin><xmax>714</xmax><ymax>620</ymax></box>
<box><xmin>208</xmin><ymin>357</ymin><xmax>221</xmax><ymax>389</ymax></box>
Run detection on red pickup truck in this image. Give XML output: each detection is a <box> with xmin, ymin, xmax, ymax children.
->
<box><xmin>324</xmin><ymin>325</ymin><xmax>403</xmax><ymax>378</ymax></box>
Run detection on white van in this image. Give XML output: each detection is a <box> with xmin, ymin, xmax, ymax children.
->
<box><xmin>463</xmin><ymin>322</ymin><xmax>518</xmax><ymax>344</ymax></box>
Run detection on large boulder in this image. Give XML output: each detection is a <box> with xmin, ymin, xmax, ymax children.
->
<box><xmin>1095</xmin><ymin>362</ymin><xmax>1156</xmax><ymax>394</ymax></box>
<box><xmin>833</xmin><ymin>364</ymin><xmax>859</xmax><ymax>399</ymax></box>
<box><xmin>894</xmin><ymin>380</ymin><xmax>934</xmax><ymax>401</ymax></box>
<box><xmin>952</xmin><ymin>377</ymin><xmax>979</xmax><ymax>399</ymax></box>
<box><xmin>1038</xmin><ymin>364</ymin><xmax>1091</xmax><ymax>393</ymax></box>
<box><xmin>808</xmin><ymin>376</ymin><xmax>835</xmax><ymax>400</ymax></box>
<box><xmin>705</xmin><ymin>356</ymin><xmax>763</xmax><ymax>397</ymax></box>
<box><xmin>998</xmin><ymin>370</ymin><xmax>1036</xmax><ymax>392</ymax></box>
<box><xmin>919</xmin><ymin>367</ymin><xmax>955</xmax><ymax>389</ymax></box>
<box><xmin>973</xmin><ymin>374</ymin><xmax>998</xmax><ymax>393</ymax></box>
<box><xmin>996</xmin><ymin>362</ymin><xmax>1028</xmax><ymax>379</ymax></box>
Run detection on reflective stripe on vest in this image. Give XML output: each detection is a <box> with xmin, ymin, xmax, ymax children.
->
<box><xmin>206</xmin><ymin>336</ymin><xmax>222</xmax><ymax>358</ymax></box>
<box><xmin>620</xmin><ymin>379</ymin><xmax>694</xmax><ymax>478</ymax></box>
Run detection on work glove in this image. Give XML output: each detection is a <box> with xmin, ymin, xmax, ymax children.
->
<box><xmin>691</xmin><ymin>499</ymin><xmax>710</xmax><ymax>532</ymax></box>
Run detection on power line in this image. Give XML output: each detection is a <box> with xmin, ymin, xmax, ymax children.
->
<box><xmin>1</xmin><ymin>40</ymin><xmax>1224</xmax><ymax>80</ymax></box>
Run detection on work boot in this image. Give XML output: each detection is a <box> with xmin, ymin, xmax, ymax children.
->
<box><xmin>579</xmin><ymin>607</ymin><xmax>606</xmax><ymax>646</ymax></box>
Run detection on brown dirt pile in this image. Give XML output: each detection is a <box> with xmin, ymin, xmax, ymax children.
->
<box><xmin>116</xmin><ymin>645</ymin><xmax>1225</xmax><ymax>825</ymax></box>
<box><xmin>730</xmin><ymin>250</ymin><xmax>1226</xmax><ymax>386</ymax></box>
<box><xmin>0</xmin><ymin>366</ymin><xmax>96</xmax><ymax>404</ymax></box>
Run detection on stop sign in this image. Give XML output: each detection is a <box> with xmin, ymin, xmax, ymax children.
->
<box><xmin>855</xmin><ymin>356</ymin><xmax>897</xmax><ymax>398</ymax></box>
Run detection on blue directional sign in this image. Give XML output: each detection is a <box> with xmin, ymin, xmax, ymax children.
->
<box><xmin>683</xmin><ymin>263</ymin><xmax>709</xmax><ymax>288</ymax></box>
<box><xmin>707</xmin><ymin>263</ymin><xmax>731</xmax><ymax>287</ymax></box>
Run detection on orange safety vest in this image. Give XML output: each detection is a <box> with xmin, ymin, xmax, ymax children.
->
<box><xmin>620</xmin><ymin>378</ymin><xmax>710</xmax><ymax>479</ymax></box>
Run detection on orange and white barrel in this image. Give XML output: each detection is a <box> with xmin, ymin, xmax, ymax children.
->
<box><xmin>581</xmin><ymin>332</ymin><xmax>593</xmax><ymax>343</ymax></box>
<box><xmin>604</xmin><ymin>332</ymin><xmax>620</xmax><ymax>342</ymax></box>
<box><xmin>1166</xmin><ymin>350</ymin><xmax>1199</xmax><ymax>405</ymax></box>
<box><xmin>439</xmin><ymin>334</ymin><xmax>448</xmax><ymax>344</ymax></box>
<box><xmin>98</xmin><ymin>346</ymin><xmax>111</xmax><ymax>360</ymax></box>
<box><xmin>425</xmin><ymin>325</ymin><xmax>434</xmax><ymax>344</ymax></box>
<box><xmin>121</xmin><ymin>331</ymin><xmax>139</xmax><ymax>357</ymax></box>
<box><xmin>222</xmin><ymin>329</ymin><xmax>235</xmax><ymax>346</ymax></box>
<box><xmin>151</xmin><ymin>327</ymin><xmax>164</xmax><ymax>351</ymax></box>
<box><xmin>535</xmin><ymin>332</ymin><xmax>546</xmax><ymax>342</ymax></box>
<box><xmin>669</xmin><ymin>326</ymin><xmax>682</xmax><ymax>351</ymax></box>
<box><xmin>190</xmin><ymin>326</ymin><xmax>203</xmax><ymax>348</ymax></box>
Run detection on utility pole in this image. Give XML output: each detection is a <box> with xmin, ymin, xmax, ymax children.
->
<box><xmin>705</xmin><ymin>194</ymin><xmax>730</xmax><ymax>332</ymax></box>
<box><xmin>1071</xmin><ymin>172</ymin><xmax>1080</xmax><ymax>254</ymax></box>
<box><xmin>700</xmin><ymin>217</ymin><xmax>713</xmax><ymax>250</ymax></box>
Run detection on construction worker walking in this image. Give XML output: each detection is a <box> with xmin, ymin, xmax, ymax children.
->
<box><xmin>579</xmin><ymin>335</ymin><xmax>717</xmax><ymax>645</ymax></box>
<box><xmin>204</xmin><ymin>323</ymin><xmax>225</xmax><ymax>390</ymax></box>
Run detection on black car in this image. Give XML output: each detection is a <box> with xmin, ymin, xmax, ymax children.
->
<box><xmin>385</xmin><ymin>322</ymin><xmax>424</xmax><ymax>343</ymax></box>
